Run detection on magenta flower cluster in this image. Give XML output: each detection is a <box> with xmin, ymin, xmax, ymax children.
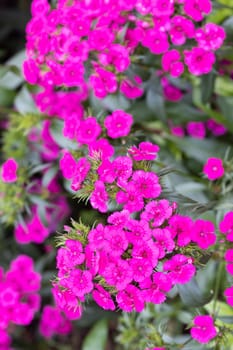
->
<box><xmin>0</xmin><ymin>255</ymin><xmax>41</xmax><ymax>349</ymax></box>
<box><xmin>54</xmin><ymin>143</ymin><xmax>219</xmax><ymax>319</ymax></box>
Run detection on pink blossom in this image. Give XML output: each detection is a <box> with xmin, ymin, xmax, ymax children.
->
<box><xmin>203</xmin><ymin>158</ymin><xmax>224</xmax><ymax>181</ymax></box>
<box><xmin>163</xmin><ymin>254</ymin><xmax>196</xmax><ymax>284</ymax></box>
<box><xmin>76</xmin><ymin>117</ymin><xmax>102</xmax><ymax>145</ymax></box>
<box><xmin>68</xmin><ymin>269</ymin><xmax>93</xmax><ymax>298</ymax></box>
<box><xmin>120</xmin><ymin>76</ymin><xmax>144</xmax><ymax>99</ymax></box>
<box><xmin>132</xmin><ymin>240</ymin><xmax>159</xmax><ymax>267</ymax></box>
<box><xmin>88</xmin><ymin>223</ymin><xmax>107</xmax><ymax>250</ymax></box>
<box><xmin>103</xmin><ymin>259</ymin><xmax>133</xmax><ymax>291</ymax></box>
<box><xmin>116</xmin><ymin>184</ymin><xmax>144</xmax><ymax>213</ymax></box>
<box><xmin>105</xmin><ymin>227</ymin><xmax>128</xmax><ymax>257</ymax></box>
<box><xmin>126</xmin><ymin>219</ymin><xmax>152</xmax><ymax>243</ymax></box>
<box><xmin>131</xmin><ymin>258</ymin><xmax>153</xmax><ymax>282</ymax></box>
<box><xmin>90</xmin><ymin>68</ymin><xmax>117</xmax><ymax>98</ymax></box>
<box><xmin>59</xmin><ymin>152</ymin><xmax>77</xmax><ymax>180</ymax></box>
<box><xmin>104</xmin><ymin>110</ymin><xmax>133</xmax><ymax>139</ymax></box>
<box><xmin>152</xmin><ymin>0</ymin><xmax>174</xmax><ymax>16</ymax></box>
<box><xmin>116</xmin><ymin>285</ymin><xmax>144</xmax><ymax>312</ymax></box>
<box><xmin>141</xmin><ymin>200</ymin><xmax>173</xmax><ymax>227</ymax></box>
<box><xmin>71</xmin><ymin>157</ymin><xmax>91</xmax><ymax>191</ymax></box>
<box><xmin>90</xmin><ymin>180</ymin><xmax>108</xmax><ymax>213</ymax></box>
<box><xmin>219</xmin><ymin>212</ymin><xmax>233</xmax><ymax>241</ymax></box>
<box><xmin>183</xmin><ymin>0</ymin><xmax>212</xmax><ymax>22</ymax></box>
<box><xmin>190</xmin><ymin>315</ymin><xmax>217</xmax><ymax>344</ymax></box>
<box><xmin>92</xmin><ymin>285</ymin><xmax>115</xmax><ymax>310</ymax></box>
<box><xmin>191</xmin><ymin>219</ymin><xmax>216</xmax><ymax>249</ymax></box>
<box><xmin>128</xmin><ymin>142</ymin><xmax>160</xmax><ymax>161</ymax></box>
<box><xmin>140</xmin><ymin>272</ymin><xmax>172</xmax><ymax>304</ymax></box>
<box><xmin>39</xmin><ymin>305</ymin><xmax>72</xmax><ymax>338</ymax></box>
<box><xmin>184</xmin><ymin>48</ymin><xmax>215</xmax><ymax>76</ymax></box>
<box><xmin>153</xmin><ymin>228</ymin><xmax>175</xmax><ymax>258</ymax></box>
<box><xmin>162</xmin><ymin>50</ymin><xmax>184</xmax><ymax>77</ymax></box>
<box><xmin>97</xmin><ymin>160</ymin><xmax>116</xmax><ymax>183</ymax></box>
<box><xmin>162</xmin><ymin>80</ymin><xmax>183</xmax><ymax>101</ymax></box>
<box><xmin>225</xmin><ymin>249</ymin><xmax>233</xmax><ymax>275</ymax></box>
<box><xmin>23</xmin><ymin>59</ymin><xmax>40</xmax><ymax>85</ymax></box>
<box><xmin>170</xmin><ymin>125</ymin><xmax>185</xmax><ymax>137</ymax></box>
<box><xmin>98</xmin><ymin>44</ymin><xmax>130</xmax><ymax>72</ymax></box>
<box><xmin>169</xmin><ymin>15</ymin><xmax>195</xmax><ymax>45</ymax></box>
<box><xmin>224</xmin><ymin>286</ymin><xmax>233</xmax><ymax>307</ymax></box>
<box><xmin>113</xmin><ymin>156</ymin><xmax>133</xmax><ymax>182</ymax></box>
<box><xmin>107</xmin><ymin>210</ymin><xmax>130</xmax><ymax>228</ymax></box>
<box><xmin>169</xmin><ymin>215</ymin><xmax>193</xmax><ymax>247</ymax></box>
<box><xmin>195</xmin><ymin>23</ymin><xmax>226</xmax><ymax>51</ymax></box>
<box><xmin>1</xmin><ymin>158</ymin><xmax>18</xmax><ymax>183</ymax></box>
<box><xmin>187</xmin><ymin>121</ymin><xmax>206</xmax><ymax>139</ymax></box>
<box><xmin>88</xmin><ymin>138</ymin><xmax>114</xmax><ymax>160</ymax></box>
<box><xmin>131</xmin><ymin>170</ymin><xmax>161</xmax><ymax>199</ymax></box>
<box><xmin>142</xmin><ymin>28</ymin><xmax>169</xmax><ymax>54</ymax></box>
<box><xmin>206</xmin><ymin>119</ymin><xmax>227</xmax><ymax>136</ymax></box>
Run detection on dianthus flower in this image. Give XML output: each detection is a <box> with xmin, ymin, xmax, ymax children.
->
<box><xmin>219</xmin><ymin>211</ymin><xmax>233</xmax><ymax>241</ymax></box>
<box><xmin>203</xmin><ymin>157</ymin><xmax>224</xmax><ymax>181</ymax></box>
<box><xmin>92</xmin><ymin>284</ymin><xmax>116</xmax><ymax>311</ymax></box>
<box><xmin>141</xmin><ymin>200</ymin><xmax>173</xmax><ymax>227</ymax></box>
<box><xmin>128</xmin><ymin>142</ymin><xmax>160</xmax><ymax>161</ymax></box>
<box><xmin>162</xmin><ymin>50</ymin><xmax>184</xmax><ymax>77</ymax></box>
<box><xmin>184</xmin><ymin>48</ymin><xmax>215</xmax><ymax>76</ymax></box>
<box><xmin>1</xmin><ymin>158</ymin><xmax>18</xmax><ymax>183</ymax></box>
<box><xmin>76</xmin><ymin>117</ymin><xmax>101</xmax><ymax>145</ymax></box>
<box><xmin>195</xmin><ymin>23</ymin><xmax>226</xmax><ymax>51</ymax></box>
<box><xmin>39</xmin><ymin>305</ymin><xmax>72</xmax><ymax>339</ymax></box>
<box><xmin>131</xmin><ymin>170</ymin><xmax>161</xmax><ymax>199</ymax></box>
<box><xmin>116</xmin><ymin>284</ymin><xmax>144</xmax><ymax>312</ymax></box>
<box><xmin>104</xmin><ymin>110</ymin><xmax>133</xmax><ymax>139</ymax></box>
<box><xmin>163</xmin><ymin>254</ymin><xmax>196</xmax><ymax>284</ymax></box>
<box><xmin>186</xmin><ymin>121</ymin><xmax>206</xmax><ymax>139</ymax></box>
<box><xmin>169</xmin><ymin>15</ymin><xmax>195</xmax><ymax>45</ymax></box>
<box><xmin>140</xmin><ymin>272</ymin><xmax>172</xmax><ymax>304</ymax></box>
<box><xmin>183</xmin><ymin>0</ymin><xmax>212</xmax><ymax>21</ymax></box>
<box><xmin>90</xmin><ymin>180</ymin><xmax>108</xmax><ymax>213</ymax></box>
<box><xmin>191</xmin><ymin>219</ymin><xmax>216</xmax><ymax>249</ymax></box>
<box><xmin>224</xmin><ymin>286</ymin><xmax>233</xmax><ymax>307</ymax></box>
<box><xmin>225</xmin><ymin>249</ymin><xmax>233</xmax><ymax>275</ymax></box>
<box><xmin>190</xmin><ymin>315</ymin><xmax>217</xmax><ymax>344</ymax></box>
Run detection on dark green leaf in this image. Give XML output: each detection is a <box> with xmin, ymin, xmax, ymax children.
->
<box><xmin>81</xmin><ymin>319</ymin><xmax>108</xmax><ymax>350</ymax></box>
<box><xmin>178</xmin><ymin>277</ymin><xmax>213</xmax><ymax>307</ymax></box>
<box><xmin>201</xmin><ymin>72</ymin><xmax>216</xmax><ymax>104</ymax></box>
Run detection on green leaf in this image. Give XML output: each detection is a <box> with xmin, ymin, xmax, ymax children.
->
<box><xmin>146</xmin><ymin>84</ymin><xmax>166</xmax><ymax>121</ymax></box>
<box><xmin>0</xmin><ymin>50</ymin><xmax>25</xmax><ymax>89</ymax></box>
<box><xmin>215</xmin><ymin>76</ymin><xmax>233</xmax><ymax>96</ymax></box>
<box><xmin>14</xmin><ymin>86</ymin><xmax>37</xmax><ymax>113</ymax></box>
<box><xmin>217</xmin><ymin>96</ymin><xmax>233</xmax><ymax>129</ymax></box>
<box><xmin>169</xmin><ymin>136</ymin><xmax>230</xmax><ymax>163</ymax></box>
<box><xmin>81</xmin><ymin>319</ymin><xmax>108</xmax><ymax>350</ymax></box>
<box><xmin>178</xmin><ymin>277</ymin><xmax>213</xmax><ymax>307</ymax></box>
<box><xmin>0</xmin><ymin>87</ymin><xmax>16</xmax><ymax>107</ymax></box>
<box><xmin>201</xmin><ymin>72</ymin><xmax>216</xmax><ymax>104</ymax></box>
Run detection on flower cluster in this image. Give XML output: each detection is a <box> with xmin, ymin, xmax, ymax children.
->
<box><xmin>0</xmin><ymin>255</ymin><xmax>41</xmax><ymax>348</ymax></box>
<box><xmin>23</xmin><ymin>0</ymin><xmax>226</xmax><ymax>130</ymax></box>
<box><xmin>53</xmin><ymin>143</ymin><xmax>219</xmax><ymax>319</ymax></box>
<box><xmin>39</xmin><ymin>305</ymin><xmax>72</xmax><ymax>339</ymax></box>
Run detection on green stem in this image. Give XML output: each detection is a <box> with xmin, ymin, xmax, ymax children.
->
<box><xmin>213</xmin><ymin>261</ymin><xmax>225</xmax><ymax>315</ymax></box>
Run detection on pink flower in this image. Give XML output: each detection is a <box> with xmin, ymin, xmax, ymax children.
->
<box><xmin>88</xmin><ymin>138</ymin><xmax>114</xmax><ymax>160</ymax></box>
<box><xmin>162</xmin><ymin>50</ymin><xmax>184</xmax><ymax>77</ymax></box>
<box><xmin>183</xmin><ymin>0</ymin><xmax>212</xmax><ymax>22</ymax></box>
<box><xmin>191</xmin><ymin>219</ymin><xmax>216</xmax><ymax>249</ymax></box>
<box><xmin>90</xmin><ymin>68</ymin><xmax>117</xmax><ymax>98</ymax></box>
<box><xmin>163</xmin><ymin>254</ymin><xmax>196</xmax><ymax>284</ymax></box>
<box><xmin>68</xmin><ymin>269</ymin><xmax>93</xmax><ymax>298</ymax></box>
<box><xmin>90</xmin><ymin>181</ymin><xmax>108</xmax><ymax>213</ymax></box>
<box><xmin>206</xmin><ymin>119</ymin><xmax>227</xmax><ymax>136</ymax></box>
<box><xmin>131</xmin><ymin>170</ymin><xmax>161</xmax><ymax>199</ymax></box>
<box><xmin>116</xmin><ymin>284</ymin><xmax>144</xmax><ymax>312</ymax></box>
<box><xmin>153</xmin><ymin>228</ymin><xmax>175</xmax><ymax>258</ymax></box>
<box><xmin>195</xmin><ymin>23</ymin><xmax>226</xmax><ymax>51</ymax></box>
<box><xmin>107</xmin><ymin>210</ymin><xmax>130</xmax><ymax>229</ymax></box>
<box><xmin>140</xmin><ymin>272</ymin><xmax>172</xmax><ymax>304</ymax></box>
<box><xmin>169</xmin><ymin>215</ymin><xmax>193</xmax><ymax>247</ymax></box>
<box><xmin>92</xmin><ymin>285</ymin><xmax>115</xmax><ymax>310</ymax></box>
<box><xmin>170</xmin><ymin>125</ymin><xmax>185</xmax><ymax>138</ymax></box>
<box><xmin>120</xmin><ymin>76</ymin><xmax>144</xmax><ymax>99</ymax></box>
<box><xmin>169</xmin><ymin>16</ymin><xmax>195</xmax><ymax>45</ymax></box>
<box><xmin>39</xmin><ymin>305</ymin><xmax>72</xmax><ymax>338</ymax></box>
<box><xmin>219</xmin><ymin>212</ymin><xmax>233</xmax><ymax>241</ymax></box>
<box><xmin>225</xmin><ymin>249</ymin><xmax>233</xmax><ymax>275</ymax></box>
<box><xmin>142</xmin><ymin>29</ymin><xmax>169</xmax><ymax>55</ymax></box>
<box><xmin>104</xmin><ymin>110</ymin><xmax>133</xmax><ymax>139</ymax></box>
<box><xmin>113</xmin><ymin>156</ymin><xmax>133</xmax><ymax>182</ymax></box>
<box><xmin>71</xmin><ymin>157</ymin><xmax>91</xmax><ymax>191</ymax></box>
<box><xmin>23</xmin><ymin>59</ymin><xmax>40</xmax><ymax>84</ymax></box>
<box><xmin>76</xmin><ymin>117</ymin><xmax>102</xmax><ymax>145</ymax></box>
<box><xmin>203</xmin><ymin>158</ymin><xmax>225</xmax><ymax>181</ymax></box>
<box><xmin>191</xmin><ymin>315</ymin><xmax>217</xmax><ymax>344</ymax></box>
<box><xmin>128</xmin><ymin>142</ymin><xmax>160</xmax><ymax>161</ymax></box>
<box><xmin>184</xmin><ymin>48</ymin><xmax>215</xmax><ymax>76</ymax></box>
<box><xmin>141</xmin><ymin>200</ymin><xmax>173</xmax><ymax>227</ymax></box>
<box><xmin>59</xmin><ymin>152</ymin><xmax>77</xmax><ymax>180</ymax></box>
<box><xmin>224</xmin><ymin>286</ymin><xmax>233</xmax><ymax>307</ymax></box>
<box><xmin>116</xmin><ymin>184</ymin><xmax>144</xmax><ymax>213</ymax></box>
<box><xmin>103</xmin><ymin>259</ymin><xmax>133</xmax><ymax>291</ymax></box>
<box><xmin>1</xmin><ymin>158</ymin><xmax>18</xmax><ymax>183</ymax></box>
<box><xmin>187</xmin><ymin>121</ymin><xmax>206</xmax><ymax>139</ymax></box>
